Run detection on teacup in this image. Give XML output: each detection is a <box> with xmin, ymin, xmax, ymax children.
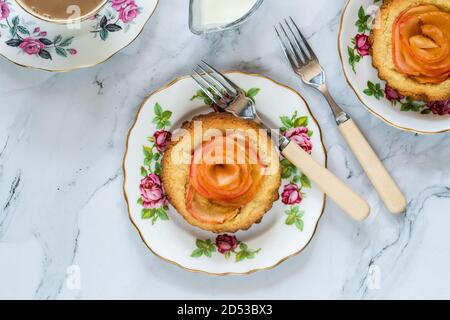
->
<box><xmin>15</xmin><ymin>0</ymin><xmax>108</xmax><ymax>24</ymax></box>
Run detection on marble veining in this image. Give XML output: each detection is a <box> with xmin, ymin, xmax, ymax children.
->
<box><xmin>0</xmin><ymin>0</ymin><xmax>449</xmax><ymax>300</ymax></box>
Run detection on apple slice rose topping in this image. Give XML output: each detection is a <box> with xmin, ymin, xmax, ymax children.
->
<box><xmin>186</xmin><ymin>132</ymin><xmax>267</xmax><ymax>224</ymax></box>
<box><xmin>393</xmin><ymin>5</ymin><xmax>450</xmax><ymax>83</ymax></box>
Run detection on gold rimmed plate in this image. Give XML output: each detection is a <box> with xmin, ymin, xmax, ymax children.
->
<box><xmin>123</xmin><ymin>71</ymin><xmax>327</xmax><ymax>275</ymax></box>
<box><xmin>0</xmin><ymin>0</ymin><xmax>158</xmax><ymax>72</ymax></box>
<box><xmin>338</xmin><ymin>0</ymin><xmax>450</xmax><ymax>134</ymax></box>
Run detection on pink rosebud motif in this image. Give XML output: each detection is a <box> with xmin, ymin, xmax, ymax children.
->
<box><xmin>33</xmin><ymin>27</ymin><xmax>41</xmax><ymax>34</ymax></box>
<box><xmin>282</xmin><ymin>184</ymin><xmax>302</xmax><ymax>205</ymax></box>
<box><xmin>283</xmin><ymin>127</ymin><xmax>312</xmax><ymax>154</ymax></box>
<box><xmin>68</xmin><ymin>48</ymin><xmax>77</xmax><ymax>55</ymax></box>
<box><xmin>112</xmin><ymin>0</ymin><xmax>140</xmax><ymax>23</ymax></box>
<box><xmin>153</xmin><ymin>130</ymin><xmax>172</xmax><ymax>153</ymax></box>
<box><xmin>139</xmin><ymin>174</ymin><xmax>168</xmax><ymax>209</ymax></box>
<box><xmin>19</xmin><ymin>37</ymin><xmax>45</xmax><ymax>55</ymax></box>
<box><xmin>426</xmin><ymin>100</ymin><xmax>450</xmax><ymax>116</ymax></box>
<box><xmin>384</xmin><ymin>86</ymin><xmax>404</xmax><ymax>102</ymax></box>
<box><xmin>216</xmin><ymin>234</ymin><xmax>238</xmax><ymax>254</ymax></box>
<box><xmin>0</xmin><ymin>0</ymin><xmax>10</xmax><ymax>20</ymax></box>
<box><xmin>355</xmin><ymin>34</ymin><xmax>371</xmax><ymax>56</ymax></box>
<box><xmin>39</xmin><ymin>31</ymin><xmax>47</xmax><ymax>37</ymax></box>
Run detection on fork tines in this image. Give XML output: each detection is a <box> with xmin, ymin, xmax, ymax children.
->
<box><xmin>274</xmin><ymin>17</ymin><xmax>318</xmax><ymax>69</ymax></box>
<box><xmin>191</xmin><ymin>61</ymin><xmax>238</xmax><ymax>107</ymax></box>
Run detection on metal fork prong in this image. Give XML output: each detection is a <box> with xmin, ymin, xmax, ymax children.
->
<box><xmin>289</xmin><ymin>17</ymin><xmax>317</xmax><ymax>60</ymax></box>
<box><xmin>280</xmin><ymin>21</ymin><xmax>307</xmax><ymax>64</ymax></box>
<box><xmin>191</xmin><ymin>74</ymin><xmax>222</xmax><ymax>106</ymax></box>
<box><xmin>284</xmin><ymin>18</ymin><xmax>309</xmax><ymax>62</ymax></box>
<box><xmin>274</xmin><ymin>26</ymin><xmax>299</xmax><ymax>70</ymax></box>
<box><xmin>200</xmin><ymin>60</ymin><xmax>239</xmax><ymax>94</ymax></box>
<box><xmin>196</xmin><ymin>64</ymin><xmax>233</xmax><ymax>96</ymax></box>
<box><xmin>191</xmin><ymin>74</ymin><xmax>220</xmax><ymax>105</ymax></box>
<box><xmin>278</xmin><ymin>22</ymin><xmax>305</xmax><ymax>66</ymax></box>
<box><xmin>193</xmin><ymin>70</ymin><xmax>225</xmax><ymax>101</ymax></box>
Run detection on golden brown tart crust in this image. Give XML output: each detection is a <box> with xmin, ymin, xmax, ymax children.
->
<box><xmin>370</xmin><ymin>0</ymin><xmax>450</xmax><ymax>101</ymax></box>
<box><xmin>161</xmin><ymin>113</ymin><xmax>281</xmax><ymax>233</ymax></box>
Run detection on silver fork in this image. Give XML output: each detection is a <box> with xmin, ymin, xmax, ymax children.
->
<box><xmin>275</xmin><ymin>17</ymin><xmax>406</xmax><ymax>214</ymax></box>
<box><xmin>191</xmin><ymin>61</ymin><xmax>370</xmax><ymax>221</ymax></box>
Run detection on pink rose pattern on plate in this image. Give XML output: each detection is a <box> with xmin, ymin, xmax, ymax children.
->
<box><xmin>93</xmin><ymin>0</ymin><xmax>141</xmax><ymax>41</ymax></box>
<box><xmin>279</xmin><ymin>111</ymin><xmax>312</xmax><ymax>231</ymax></box>
<box><xmin>0</xmin><ymin>2</ymin><xmax>78</xmax><ymax>60</ymax></box>
<box><xmin>0</xmin><ymin>0</ymin><xmax>10</xmax><ymax>20</ymax></box>
<box><xmin>283</xmin><ymin>127</ymin><xmax>313</xmax><ymax>155</ymax></box>
<box><xmin>191</xmin><ymin>235</ymin><xmax>261</xmax><ymax>262</ymax></box>
<box><xmin>348</xmin><ymin>3</ymin><xmax>449</xmax><ymax>116</ymax></box>
<box><xmin>138</xmin><ymin>102</ymin><xmax>172</xmax><ymax>225</ymax></box>
<box><xmin>139</xmin><ymin>173</ymin><xmax>168</xmax><ymax>209</ymax></box>
<box><xmin>153</xmin><ymin>130</ymin><xmax>172</xmax><ymax>153</ymax></box>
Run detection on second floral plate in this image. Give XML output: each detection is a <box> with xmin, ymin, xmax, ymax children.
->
<box><xmin>0</xmin><ymin>0</ymin><xmax>158</xmax><ymax>71</ymax></box>
<box><xmin>123</xmin><ymin>71</ymin><xmax>327</xmax><ymax>275</ymax></box>
<box><xmin>339</xmin><ymin>0</ymin><xmax>450</xmax><ymax>134</ymax></box>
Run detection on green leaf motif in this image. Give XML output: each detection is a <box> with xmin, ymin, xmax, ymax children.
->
<box><xmin>363</xmin><ymin>81</ymin><xmax>384</xmax><ymax>100</ymax></box>
<box><xmin>99</xmin><ymin>29</ymin><xmax>108</xmax><ymax>41</ymax></box>
<box><xmin>59</xmin><ymin>37</ymin><xmax>74</xmax><ymax>47</ymax></box>
<box><xmin>141</xmin><ymin>208</ymin><xmax>154</xmax><ymax>219</ymax></box>
<box><xmin>105</xmin><ymin>24</ymin><xmax>122</xmax><ymax>32</ymax></box>
<box><xmin>141</xmin><ymin>207</ymin><xmax>169</xmax><ymax>225</ymax></box>
<box><xmin>294</xmin><ymin>116</ymin><xmax>308</xmax><ymax>127</ymax></box>
<box><xmin>140</xmin><ymin>166</ymin><xmax>148</xmax><ymax>177</ymax></box>
<box><xmin>152</xmin><ymin>103</ymin><xmax>172</xmax><ymax>129</ymax></box>
<box><xmin>191</xmin><ymin>239</ymin><xmax>217</xmax><ymax>258</ymax></box>
<box><xmin>280</xmin><ymin>116</ymin><xmax>293</xmax><ymax>129</ymax></box>
<box><xmin>191</xmin><ymin>249</ymin><xmax>203</xmax><ymax>258</ymax></box>
<box><xmin>16</xmin><ymin>25</ymin><xmax>29</xmax><ymax>35</ymax></box>
<box><xmin>348</xmin><ymin>46</ymin><xmax>361</xmax><ymax>73</ymax></box>
<box><xmin>399</xmin><ymin>97</ymin><xmax>426</xmax><ymax>113</ymax></box>
<box><xmin>191</xmin><ymin>87</ymin><xmax>261</xmax><ymax>106</ymax></box>
<box><xmin>55</xmin><ymin>47</ymin><xmax>67</xmax><ymax>58</ymax></box>
<box><xmin>191</xmin><ymin>89</ymin><xmax>213</xmax><ymax>106</ymax></box>
<box><xmin>285</xmin><ymin>206</ymin><xmax>305</xmax><ymax>231</ymax></box>
<box><xmin>12</xmin><ymin>16</ymin><xmax>19</xmax><ymax>27</ymax></box>
<box><xmin>235</xmin><ymin>245</ymin><xmax>261</xmax><ymax>262</ymax></box>
<box><xmin>280</xmin><ymin>158</ymin><xmax>297</xmax><ymax>180</ymax></box>
<box><xmin>245</xmin><ymin>88</ymin><xmax>261</xmax><ymax>101</ymax></box>
<box><xmin>157</xmin><ymin>208</ymin><xmax>169</xmax><ymax>221</ymax></box>
<box><xmin>53</xmin><ymin>35</ymin><xmax>63</xmax><ymax>45</ymax></box>
<box><xmin>300</xmin><ymin>174</ymin><xmax>311</xmax><ymax>189</ymax></box>
<box><xmin>38</xmin><ymin>49</ymin><xmax>52</xmax><ymax>60</ymax></box>
<box><xmin>355</xmin><ymin>6</ymin><xmax>371</xmax><ymax>33</ymax></box>
<box><xmin>154</xmin><ymin>102</ymin><xmax>163</xmax><ymax>116</ymax></box>
<box><xmin>190</xmin><ymin>238</ymin><xmax>260</xmax><ymax>262</ymax></box>
<box><xmin>39</xmin><ymin>38</ymin><xmax>53</xmax><ymax>46</ymax></box>
<box><xmin>5</xmin><ymin>39</ymin><xmax>22</xmax><ymax>47</ymax></box>
<box><xmin>279</xmin><ymin>111</ymin><xmax>309</xmax><ymax>131</ymax></box>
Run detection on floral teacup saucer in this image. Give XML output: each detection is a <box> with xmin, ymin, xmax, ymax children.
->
<box><xmin>339</xmin><ymin>0</ymin><xmax>450</xmax><ymax>134</ymax></box>
<box><xmin>0</xmin><ymin>0</ymin><xmax>158</xmax><ymax>71</ymax></box>
<box><xmin>123</xmin><ymin>71</ymin><xmax>327</xmax><ymax>275</ymax></box>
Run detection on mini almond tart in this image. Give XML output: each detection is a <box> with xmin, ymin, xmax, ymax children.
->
<box><xmin>371</xmin><ymin>0</ymin><xmax>450</xmax><ymax>101</ymax></box>
<box><xmin>161</xmin><ymin>113</ymin><xmax>281</xmax><ymax>233</ymax></box>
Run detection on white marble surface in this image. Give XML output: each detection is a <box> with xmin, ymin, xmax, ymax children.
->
<box><xmin>0</xmin><ymin>0</ymin><xmax>449</xmax><ymax>300</ymax></box>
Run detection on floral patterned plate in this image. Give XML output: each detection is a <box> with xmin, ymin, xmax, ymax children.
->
<box><xmin>0</xmin><ymin>0</ymin><xmax>158</xmax><ymax>71</ymax></box>
<box><xmin>339</xmin><ymin>0</ymin><xmax>450</xmax><ymax>134</ymax></box>
<box><xmin>123</xmin><ymin>71</ymin><xmax>327</xmax><ymax>275</ymax></box>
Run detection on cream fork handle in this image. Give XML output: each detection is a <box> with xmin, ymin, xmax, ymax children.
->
<box><xmin>281</xmin><ymin>141</ymin><xmax>370</xmax><ymax>221</ymax></box>
<box><xmin>338</xmin><ymin>119</ymin><xmax>406</xmax><ymax>214</ymax></box>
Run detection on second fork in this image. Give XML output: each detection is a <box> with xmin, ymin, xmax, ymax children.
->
<box><xmin>275</xmin><ymin>17</ymin><xmax>406</xmax><ymax>214</ymax></box>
